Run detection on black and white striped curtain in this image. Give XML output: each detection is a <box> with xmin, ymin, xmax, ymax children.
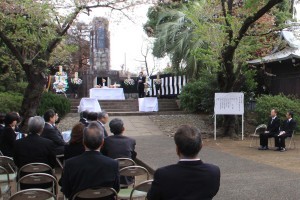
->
<box><xmin>149</xmin><ymin>74</ymin><xmax>187</xmax><ymax>98</ymax></box>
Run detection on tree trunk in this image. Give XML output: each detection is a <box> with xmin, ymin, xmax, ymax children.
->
<box><xmin>19</xmin><ymin>64</ymin><xmax>46</xmax><ymax>132</ymax></box>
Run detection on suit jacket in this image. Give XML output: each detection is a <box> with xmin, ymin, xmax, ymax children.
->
<box><xmin>13</xmin><ymin>133</ymin><xmax>56</xmax><ymax>169</ymax></box>
<box><xmin>0</xmin><ymin>126</ymin><xmax>17</xmax><ymax>157</ymax></box>
<box><xmin>147</xmin><ymin>160</ymin><xmax>220</xmax><ymax>200</ymax></box>
<box><xmin>97</xmin><ymin>121</ymin><xmax>108</xmax><ymax>137</ymax></box>
<box><xmin>281</xmin><ymin>119</ymin><xmax>296</xmax><ymax>137</ymax></box>
<box><xmin>102</xmin><ymin>134</ymin><xmax>136</xmax><ymax>160</ymax></box>
<box><xmin>61</xmin><ymin>151</ymin><xmax>120</xmax><ymax>199</ymax></box>
<box><xmin>137</xmin><ymin>76</ymin><xmax>146</xmax><ymax>90</ymax></box>
<box><xmin>266</xmin><ymin>116</ymin><xmax>280</xmax><ymax>135</ymax></box>
<box><xmin>41</xmin><ymin>123</ymin><xmax>65</xmax><ymax>155</ymax></box>
<box><xmin>64</xmin><ymin>143</ymin><xmax>85</xmax><ymax>160</ymax></box>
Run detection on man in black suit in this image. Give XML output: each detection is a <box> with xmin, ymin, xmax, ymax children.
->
<box><xmin>102</xmin><ymin>118</ymin><xmax>136</xmax><ymax>186</ymax></box>
<box><xmin>97</xmin><ymin>111</ymin><xmax>109</xmax><ymax>137</ymax></box>
<box><xmin>60</xmin><ymin>122</ymin><xmax>120</xmax><ymax>200</ymax></box>
<box><xmin>259</xmin><ymin>109</ymin><xmax>281</xmax><ymax>150</ymax></box>
<box><xmin>137</xmin><ymin>71</ymin><xmax>145</xmax><ymax>98</ymax></box>
<box><xmin>79</xmin><ymin>110</ymin><xmax>89</xmax><ymax>127</ymax></box>
<box><xmin>41</xmin><ymin>109</ymin><xmax>66</xmax><ymax>155</ymax></box>
<box><xmin>147</xmin><ymin>125</ymin><xmax>220</xmax><ymax>200</ymax></box>
<box><xmin>13</xmin><ymin>116</ymin><xmax>56</xmax><ymax>189</ymax></box>
<box><xmin>274</xmin><ymin>111</ymin><xmax>296</xmax><ymax>152</ymax></box>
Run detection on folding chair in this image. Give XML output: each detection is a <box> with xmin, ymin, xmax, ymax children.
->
<box><xmin>249</xmin><ymin>124</ymin><xmax>267</xmax><ymax>148</ymax></box>
<box><xmin>18</xmin><ymin>163</ymin><xmax>54</xmax><ymax>180</ymax></box>
<box><xmin>129</xmin><ymin>179</ymin><xmax>153</xmax><ymax>200</ymax></box>
<box><xmin>287</xmin><ymin>131</ymin><xmax>296</xmax><ymax>149</ymax></box>
<box><xmin>117</xmin><ymin>166</ymin><xmax>150</xmax><ymax>199</ymax></box>
<box><xmin>17</xmin><ymin>173</ymin><xmax>58</xmax><ymax>196</ymax></box>
<box><xmin>56</xmin><ymin>155</ymin><xmax>64</xmax><ymax>170</ymax></box>
<box><xmin>0</xmin><ymin>166</ymin><xmax>11</xmax><ymax>197</ymax></box>
<box><xmin>0</xmin><ymin>156</ymin><xmax>17</xmax><ymax>183</ymax></box>
<box><xmin>115</xmin><ymin>158</ymin><xmax>136</xmax><ymax>169</ymax></box>
<box><xmin>9</xmin><ymin>188</ymin><xmax>56</xmax><ymax>200</ymax></box>
<box><xmin>72</xmin><ymin>187</ymin><xmax>118</xmax><ymax>200</ymax></box>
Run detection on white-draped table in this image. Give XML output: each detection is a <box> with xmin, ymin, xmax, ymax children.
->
<box><xmin>89</xmin><ymin>88</ymin><xmax>125</xmax><ymax>100</ymax></box>
<box><xmin>138</xmin><ymin>97</ymin><xmax>159</xmax><ymax>112</ymax></box>
<box><xmin>78</xmin><ymin>98</ymin><xmax>101</xmax><ymax>113</ymax></box>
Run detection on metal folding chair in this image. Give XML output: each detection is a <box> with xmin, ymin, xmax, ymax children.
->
<box><xmin>9</xmin><ymin>188</ymin><xmax>56</xmax><ymax>200</ymax></box>
<box><xmin>117</xmin><ymin>166</ymin><xmax>150</xmax><ymax>200</ymax></box>
<box><xmin>18</xmin><ymin>163</ymin><xmax>54</xmax><ymax>180</ymax></box>
<box><xmin>0</xmin><ymin>156</ymin><xmax>17</xmax><ymax>183</ymax></box>
<box><xmin>287</xmin><ymin>131</ymin><xmax>296</xmax><ymax>149</ymax></box>
<box><xmin>72</xmin><ymin>187</ymin><xmax>118</xmax><ymax>200</ymax></box>
<box><xmin>249</xmin><ymin>124</ymin><xmax>267</xmax><ymax>148</ymax></box>
<box><xmin>17</xmin><ymin>173</ymin><xmax>58</xmax><ymax>196</ymax></box>
<box><xmin>129</xmin><ymin>179</ymin><xmax>153</xmax><ymax>200</ymax></box>
<box><xmin>115</xmin><ymin>158</ymin><xmax>136</xmax><ymax>169</ymax></box>
<box><xmin>0</xmin><ymin>166</ymin><xmax>11</xmax><ymax>197</ymax></box>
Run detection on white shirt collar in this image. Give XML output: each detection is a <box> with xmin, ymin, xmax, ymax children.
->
<box><xmin>46</xmin><ymin>122</ymin><xmax>53</xmax><ymax>127</ymax></box>
<box><xmin>179</xmin><ymin>158</ymin><xmax>201</xmax><ymax>161</ymax></box>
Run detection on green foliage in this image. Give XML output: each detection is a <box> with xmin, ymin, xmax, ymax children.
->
<box><xmin>255</xmin><ymin>94</ymin><xmax>300</xmax><ymax>128</ymax></box>
<box><xmin>7</xmin><ymin>82</ymin><xmax>28</xmax><ymax>95</ymax></box>
<box><xmin>37</xmin><ymin>92</ymin><xmax>71</xmax><ymax>118</ymax></box>
<box><xmin>0</xmin><ymin>92</ymin><xmax>23</xmax><ymax>113</ymax></box>
<box><xmin>179</xmin><ymin>70</ymin><xmax>219</xmax><ymax>113</ymax></box>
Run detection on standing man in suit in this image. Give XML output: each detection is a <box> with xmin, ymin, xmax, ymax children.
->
<box><xmin>259</xmin><ymin>109</ymin><xmax>281</xmax><ymax>150</ymax></box>
<box><xmin>41</xmin><ymin>109</ymin><xmax>66</xmax><ymax>155</ymax></box>
<box><xmin>13</xmin><ymin>116</ymin><xmax>56</xmax><ymax>189</ymax></box>
<box><xmin>137</xmin><ymin>71</ymin><xmax>145</xmax><ymax>98</ymax></box>
<box><xmin>97</xmin><ymin>111</ymin><xmax>109</xmax><ymax>137</ymax></box>
<box><xmin>60</xmin><ymin>122</ymin><xmax>120</xmax><ymax>200</ymax></box>
<box><xmin>274</xmin><ymin>111</ymin><xmax>296</xmax><ymax>152</ymax></box>
<box><xmin>147</xmin><ymin>125</ymin><xmax>220</xmax><ymax>200</ymax></box>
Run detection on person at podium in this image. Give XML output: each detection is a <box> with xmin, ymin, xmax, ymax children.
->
<box><xmin>137</xmin><ymin>71</ymin><xmax>145</xmax><ymax>98</ymax></box>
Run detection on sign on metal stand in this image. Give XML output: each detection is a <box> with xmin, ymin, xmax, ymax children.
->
<box><xmin>214</xmin><ymin>93</ymin><xmax>245</xmax><ymax>140</ymax></box>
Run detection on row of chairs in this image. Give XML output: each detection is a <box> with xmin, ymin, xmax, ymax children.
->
<box><xmin>0</xmin><ymin>156</ymin><xmax>153</xmax><ymax>200</ymax></box>
<box><xmin>249</xmin><ymin>124</ymin><xmax>296</xmax><ymax>149</ymax></box>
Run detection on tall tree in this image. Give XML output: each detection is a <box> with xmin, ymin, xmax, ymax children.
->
<box><xmin>0</xmin><ymin>0</ymin><xmax>144</xmax><ymax>130</ymax></box>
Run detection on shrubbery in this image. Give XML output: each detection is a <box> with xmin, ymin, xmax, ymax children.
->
<box><xmin>37</xmin><ymin>92</ymin><xmax>71</xmax><ymax>118</ymax></box>
<box><xmin>0</xmin><ymin>91</ymin><xmax>71</xmax><ymax>118</ymax></box>
<box><xmin>179</xmin><ymin>71</ymin><xmax>219</xmax><ymax>113</ymax></box>
<box><xmin>0</xmin><ymin>92</ymin><xmax>23</xmax><ymax>113</ymax></box>
<box><xmin>255</xmin><ymin>94</ymin><xmax>300</xmax><ymax>127</ymax></box>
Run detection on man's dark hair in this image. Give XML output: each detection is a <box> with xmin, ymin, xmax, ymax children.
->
<box><xmin>288</xmin><ymin>111</ymin><xmax>294</xmax><ymax>118</ymax></box>
<box><xmin>0</xmin><ymin>113</ymin><xmax>6</xmax><ymax>124</ymax></box>
<box><xmin>81</xmin><ymin>110</ymin><xmax>89</xmax><ymax>119</ymax></box>
<box><xmin>174</xmin><ymin>125</ymin><xmax>202</xmax><ymax>158</ymax></box>
<box><xmin>109</xmin><ymin>118</ymin><xmax>124</xmax><ymax>135</ymax></box>
<box><xmin>4</xmin><ymin>112</ymin><xmax>19</xmax><ymax>126</ymax></box>
<box><xmin>97</xmin><ymin>111</ymin><xmax>108</xmax><ymax>120</ymax></box>
<box><xmin>44</xmin><ymin>109</ymin><xmax>55</xmax><ymax>122</ymax></box>
<box><xmin>87</xmin><ymin>112</ymin><xmax>98</xmax><ymax>121</ymax></box>
<box><xmin>83</xmin><ymin>122</ymin><xmax>104</xmax><ymax>150</ymax></box>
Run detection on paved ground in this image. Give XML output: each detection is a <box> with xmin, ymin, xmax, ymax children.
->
<box><xmin>57</xmin><ymin>114</ymin><xmax>300</xmax><ymax>200</ymax></box>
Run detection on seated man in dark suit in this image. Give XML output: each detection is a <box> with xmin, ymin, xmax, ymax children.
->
<box><xmin>97</xmin><ymin>111</ymin><xmax>109</xmax><ymax>137</ymax></box>
<box><xmin>259</xmin><ymin>109</ymin><xmax>280</xmax><ymax>150</ymax></box>
<box><xmin>102</xmin><ymin>118</ymin><xmax>136</xmax><ymax>185</ymax></box>
<box><xmin>60</xmin><ymin>122</ymin><xmax>120</xmax><ymax>200</ymax></box>
<box><xmin>147</xmin><ymin>125</ymin><xmax>220</xmax><ymax>200</ymax></box>
<box><xmin>41</xmin><ymin>109</ymin><xmax>66</xmax><ymax>155</ymax></box>
<box><xmin>274</xmin><ymin>111</ymin><xmax>296</xmax><ymax>152</ymax></box>
<box><xmin>79</xmin><ymin>110</ymin><xmax>89</xmax><ymax>127</ymax></box>
<box><xmin>13</xmin><ymin>116</ymin><xmax>56</xmax><ymax>189</ymax></box>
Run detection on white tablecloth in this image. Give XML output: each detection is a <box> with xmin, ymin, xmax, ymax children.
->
<box><xmin>90</xmin><ymin>88</ymin><xmax>125</xmax><ymax>100</ymax></box>
<box><xmin>78</xmin><ymin>98</ymin><xmax>101</xmax><ymax>113</ymax></box>
<box><xmin>138</xmin><ymin>97</ymin><xmax>159</xmax><ymax>112</ymax></box>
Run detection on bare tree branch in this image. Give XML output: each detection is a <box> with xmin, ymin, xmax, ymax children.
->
<box><xmin>0</xmin><ymin>31</ymin><xmax>24</xmax><ymax>65</ymax></box>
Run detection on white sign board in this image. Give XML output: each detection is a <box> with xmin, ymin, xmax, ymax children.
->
<box><xmin>214</xmin><ymin>93</ymin><xmax>245</xmax><ymax>140</ymax></box>
<box><xmin>214</xmin><ymin>93</ymin><xmax>244</xmax><ymax>115</ymax></box>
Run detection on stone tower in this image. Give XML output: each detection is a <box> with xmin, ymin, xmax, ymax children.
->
<box><xmin>90</xmin><ymin>17</ymin><xmax>110</xmax><ymax>71</ymax></box>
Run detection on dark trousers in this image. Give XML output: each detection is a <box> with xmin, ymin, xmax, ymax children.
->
<box><xmin>260</xmin><ymin>132</ymin><xmax>275</xmax><ymax>147</ymax></box>
<box><xmin>274</xmin><ymin>134</ymin><xmax>290</xmax><ymax>148</ymax></box>
<box><xmin>138</xmin><ymin>85</ymin><xmax>144</xmax><ymax>98</ymax></box>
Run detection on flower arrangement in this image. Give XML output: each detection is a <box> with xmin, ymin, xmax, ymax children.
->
<box><xmin>71</xmin><ymin>78</ymin><xmax>82</xmax><ymax>85</ymax></box>
<box><xmin>124</xmin><ymin>78</ymin><xmax>135</xmax><ymax>86</ymax></box>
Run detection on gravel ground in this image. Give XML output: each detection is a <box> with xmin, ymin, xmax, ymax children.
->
<box><xmin>57</xmin><ymin>113</ymin><xmax>80</xmax><ymax>132</ymax></box>
<box><xmin>149</xmin><ymin>114</ymin><xmax>214</xmax><ymax>138</ymax></box>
